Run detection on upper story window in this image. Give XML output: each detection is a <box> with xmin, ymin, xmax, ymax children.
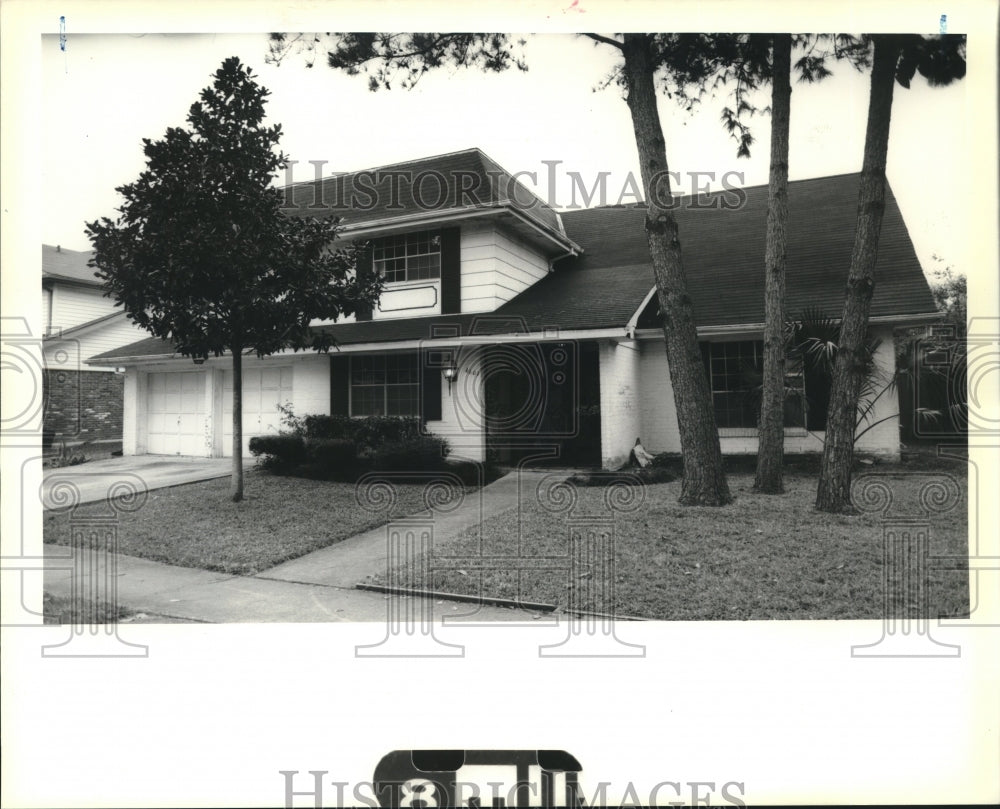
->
<box><xmin>372</xmin><ymin>231</ymin><xmax>441</xmax><ymax>284</ymax></box>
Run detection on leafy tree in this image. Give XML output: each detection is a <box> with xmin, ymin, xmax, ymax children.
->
<box><xmin>269</xmin><ymin>32</ymin><xmax>736</xmax><ymax>504</ymax></box>
<box><xmin>86</xmin><ymin>57</ymin><xmax>380</xmax><ymax>501</ymax></box>
<box><xmin>816</xmin><ymin>34</ymin><xmax>966</xmax><ymax>513</ymax></box>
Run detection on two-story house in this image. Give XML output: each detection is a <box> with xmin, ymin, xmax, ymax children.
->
<box><xmin>42</xmin><ymin>243</ymin><xmax>146</xmax><ymax>452</ymax></box>
<box><xmin>89</xmin><ymin>148</ymin><xmax>939</xmax><ymax>467</ymax></box>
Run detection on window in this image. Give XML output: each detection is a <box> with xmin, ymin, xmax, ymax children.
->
<box><xmin>707</xmin><ymin>341</ymin><xmax>762</xmax><ymax>429</ymax></box>
<box><xmin>372</xmin><ymin>231</ymin><xmax>441</xmax><ymax>284</ymax></box>
<box><xmin>350</xmin><ymin>354</ymin><xmax>420</xmax><ymax>416</ymax></box>
<box><xmin>703</xmin><ymin>341</ymin><xmax>807</xmax><ymax>430</ymax></box>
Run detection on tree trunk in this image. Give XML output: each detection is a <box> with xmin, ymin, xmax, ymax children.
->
<box><xmin>754</xmin><ymin>33</ymin><xmax>792</xmax><ymax>494</ymax></box>
<box><xmin>230</xmin><ymin>347</ymin><xmax>244</xmax><ymax>502</ymax></box>
<box><xmin>816</xmin><ymin>35</ymin><xmax>898</xmax><ymax>513</ymax></box>
<box><xmin>621</xmin><ymin>34</ymin><xmax>731</xmax><ymax>506</ymax></box>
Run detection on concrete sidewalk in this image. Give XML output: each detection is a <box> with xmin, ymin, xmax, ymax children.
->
<box><xmin>42</xmin><ymin>455</ymin><xmax>232</xmax><ymax>509</ymax></box>
<box><xmin>42</xmin><ymin>543</ymin><xmax>534</xmax><ymax>623</ymax></box>
<box><xmin>43</xmin><ymin>469</ymin><xmax>565</xmax><ymax>623</ymax></box>
<box><xmin>262</xmin><ymin>469</ymin><xmax>555</xmax><ymax>587</ymax></box>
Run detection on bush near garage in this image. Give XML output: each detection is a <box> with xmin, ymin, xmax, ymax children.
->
<box><xmin>248</xmin><ymin>434</ymin><xmax>307</xmax><ymax>471</ymax></box>
<box><xmin>251</xmin><ymin>412</ymin><xmax>463</xmax><ymax>481</ymax></box>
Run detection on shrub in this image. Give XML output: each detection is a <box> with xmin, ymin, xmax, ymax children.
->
<box><xmin>249</xmin><ymin>434</ymin><xmax>306</xmax><ymax>471</ymax></box>
<box><xmin>569</xmin><ymin>466</ymin><xmax>676</xmax><ymax>487</ymax></box>
<box><xmin>365</xmin><ymin>436</ymin><xmax>451</xmax><ymax>472</ymax></box>
<box><xmin>302</xmin><ymin>414</ymin><xmax>423</xmax><ymax>448</ymax></box>
<box><xmin>303</xmin><ymin>437</ymin><xmax>357</xmax><ymax>479</ymax></box>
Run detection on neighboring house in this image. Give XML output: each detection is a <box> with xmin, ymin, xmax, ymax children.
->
<box><xmin>90</xmin><ymin>149</ymin><xmax>939</xmax><ymax>467</ymax></box>
<box><xmin>42</xmin><ymin>244</ymin><xmax>145</xmax><ymax>450</ymax></box>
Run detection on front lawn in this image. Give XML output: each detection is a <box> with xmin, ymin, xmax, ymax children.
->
<box><xmin>374</xmin><ymin>459</ymin><xmax>970</xmax><ymax>620</ymax></box>
<box><xmin>43</xmin><ymin>469</ymin><xmax>459</xmax><ymax>576</ymax></box>
<box><xmin>43</xmin><ymin>592</ymin><xmax>133</xmax><ymax>625</ymax></box>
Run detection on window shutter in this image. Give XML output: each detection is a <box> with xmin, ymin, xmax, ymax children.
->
<box><xmin>330</xmin><ymin>354</ymin><xmax>350</xmax><ymax>415</ymax></box>
<box><xmin>440</xmin><ymin>227</ymin><xmax>461</xmax><ymax>314</ymax></box>
<box><xmin>422</xmin><ymin>356</ymin><xmax>442</xmax><ymax>422</ymax></box>
<box><xmin>355</xmin><ymin>244</ymin><xmax>374</xmax><ymax>322</ymax></box>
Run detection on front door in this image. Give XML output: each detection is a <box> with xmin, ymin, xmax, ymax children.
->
<box><xmin>484</xmin><ymin>341</ymin><xmax>601</xmax><ymax>467</ymax></box>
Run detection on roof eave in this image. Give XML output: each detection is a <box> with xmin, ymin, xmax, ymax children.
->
<box><xmin>339</xmin><ymin>203</ymin><xmax>581</xmax><ymax>257</ymax></box>
<box><xmin>89</xmin><ymin>325</ymin><xmax>630</xmax><ymax>366</ymax></box>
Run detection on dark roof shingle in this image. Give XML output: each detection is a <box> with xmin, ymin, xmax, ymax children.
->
<box><xmin>282</xmin><ymin>147</ymin><xmax>566</xmax><ymax>237</ymax></box>
<box><xmin>42</xmin><ymin>244</ymin><xmax>101</xmax><ymax>286</ymax></box>
<box><xmin>91</xmin><ymin>172</ymin><xmax>936</xmax><ymax>363</ymax></box>
<box><xmin>557</xmin><ymin>172</ymin><xmax>935</xmax><ymax>326</ymax></box>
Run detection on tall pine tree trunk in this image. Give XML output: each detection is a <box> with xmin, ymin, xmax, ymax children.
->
<box><xmin>816</xmin><ymin>35</ymin><xmax>898</xmax><ymax>513</ymax></box>
<box><xmin>754</xmin><ymin>33</ymin><xmax>792</xmax><ymax>494</ymax></box>
<box><xmin>230</xmin><ymin>347</ymin><xmax>244</xmax><ymax>502</ymax></box>
<box><xmin>622</xmin><ymin>34</ymin><xmax>731</xmax><ymax>506</ymax></box>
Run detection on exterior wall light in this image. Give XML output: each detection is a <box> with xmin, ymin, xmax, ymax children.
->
<box><xmin>443</xmin><ymin>364</ymin><xmax>458</xmax><ymax>394</ymax></box>
<box><xmin>193</xmin><ymin>357</ymin><xmax>205</xmax><ymax>365</ymax></box>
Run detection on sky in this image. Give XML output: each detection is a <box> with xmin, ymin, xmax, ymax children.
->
<box><xmin>41</xmin><ymin>31</ymin><xmax>968</xmax><ymax>278</ymax></box>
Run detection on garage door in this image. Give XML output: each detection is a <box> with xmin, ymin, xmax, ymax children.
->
<box><xmin>221</xmin><ymin>366</ymin><xmax>293</xmax><ymax>457</ymax></box>
<box><xmin>146</xmin><ymin>372</ymin><xmax>206</xmax><ymax>456</ymax></box>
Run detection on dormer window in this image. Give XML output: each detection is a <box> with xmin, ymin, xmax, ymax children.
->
<box><xmin>372</xmin><ymin>230</ymin><xmax>441</xmax><ymax>284</ymax></box>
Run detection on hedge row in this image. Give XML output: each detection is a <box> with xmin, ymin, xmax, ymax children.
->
<box><xmin>249</xmin><ymin>416</ymin><xmax>455</xmax><ymax>482</ymax></box>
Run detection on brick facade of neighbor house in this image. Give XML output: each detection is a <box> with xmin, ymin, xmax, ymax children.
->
<box><xmin>43</xmin><ymin>369</ymin><xmax>124</xmax><ymax>443</ymax></box>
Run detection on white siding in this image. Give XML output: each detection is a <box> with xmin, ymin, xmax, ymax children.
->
<box><xmin>44</xmin><ymin>316</ymin><xmax>147</xmax><ymax>372</ymax></box>
<box><xmin>493</xmin><ymin>225</ymin><xmax>550</xmax><ymax>297</ymax></box>
<box><xmin>460</xmin><ymin>221</ymin><xmax>502</xmax><ymax>313</ymax></box>
<box><xmin>460</xmin><ymin>222</ymin><xmax>550</xmax><ymax>313</ymax></box>
<box><xmin>425</xmin><ymin>346</ymin><xmax>485</xmax><ymax>462</ymax></box>
<box><xmin>49</xmin><ymin>285</ymin><xmax>115</xmax><ymax>332</ymax></box>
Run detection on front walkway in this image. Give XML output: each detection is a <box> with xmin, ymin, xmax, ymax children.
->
<box><xmin>261</xmin><ymin>469</ymin><xmax>553</xmax><ymax>588</ymax></box>
<box><xmin>41</xmin><ymin>455</ymin><xmax>231</xmax><ymax>509</ymax></box>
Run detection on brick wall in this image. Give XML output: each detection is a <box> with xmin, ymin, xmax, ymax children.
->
<box><xmin>43</xmin><ymin>369</ymin><xmax>124</xmax><ymax>442</ymax></box>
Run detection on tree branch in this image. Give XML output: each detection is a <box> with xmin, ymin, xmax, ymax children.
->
<box><xmin>583</xmin><ymin>33</ymin><xmax>624</xmax><ymax>51</ymax></box>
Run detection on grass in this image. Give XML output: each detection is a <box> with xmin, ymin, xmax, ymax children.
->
<box><xmin>375</xmin><ymin>456</ymin><xmax>970</xmax><ymax>621</ymax></box>
<box><xmin>43</xmin><ymin>592</ymin><xmax>133</xmax><ymax>625</ymax></box>
<box><xmin>43</xmin><ymin>469</ymin><xmax>461</xmax><ymax>576</ymax></box>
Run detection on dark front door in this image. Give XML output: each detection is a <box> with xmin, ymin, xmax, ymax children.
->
<box><xmin>484</xmin><ymin>340</ymin><xmax>601</xmax><ymax>467</ymax></box>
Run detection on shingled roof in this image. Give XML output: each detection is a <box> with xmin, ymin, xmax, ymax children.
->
<box><xmin>560</xmin><ymin>171</ymin><xmax>936</xmax><ymax>327</ymax></box>
<box><xmin>42</xmin><ymin>244</ymin><xmax>101</xmax><ymax>286</ymax></box>
<box><xmin>282</xmin><ymin>147</ymin><xmax>567</xmax><ymax>241</ymax></box>
<box><xmin>91</xmin><ymin>172</ymin><xmax>936</xmax><ymax>363</ymax></box>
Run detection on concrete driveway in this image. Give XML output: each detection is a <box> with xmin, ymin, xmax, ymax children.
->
<box><xmin>42</xmin><ymin>455</ymin><xmax>232</xmax><ymax>510</ymax></box>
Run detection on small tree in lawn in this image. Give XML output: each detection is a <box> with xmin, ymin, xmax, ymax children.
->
<box><xmin>86</xmin><ymin>57</ymin><xmax>380</xmax><ymax>502</ymax></box>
